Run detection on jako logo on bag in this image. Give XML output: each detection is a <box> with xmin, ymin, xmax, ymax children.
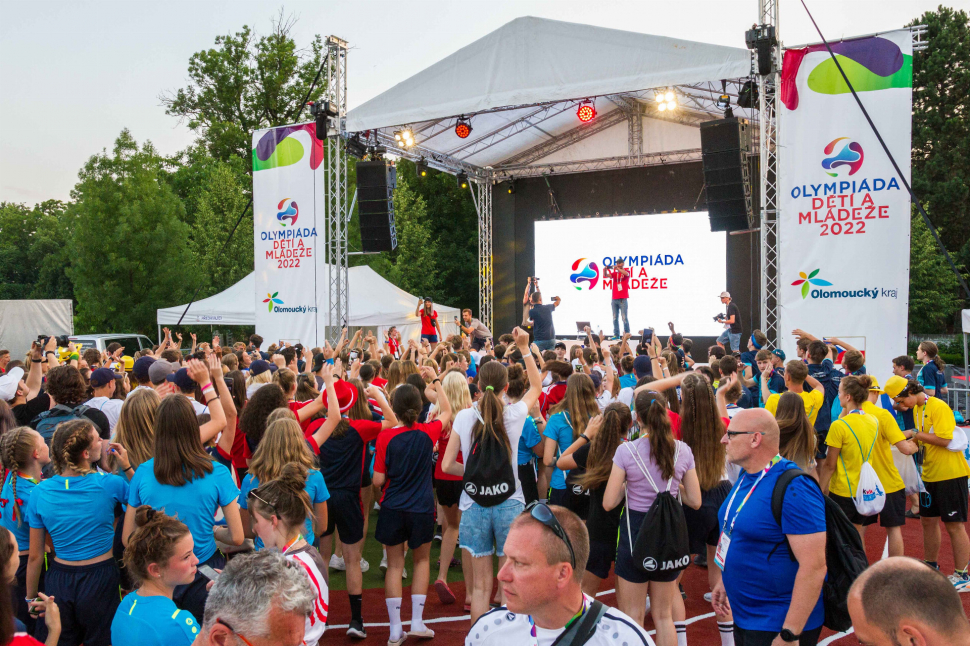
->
<box><xmin>474</xmin><ymin>483</ymin><xmax>510</xmax><ymax>497</ymax></box>
<box><xmin>862</xmin><ymin>483</ymin><xmax>884</xmax><ymax>502</ymax></box>
<box><xmin>662</xmin><ymin>555</ymin><xmax>691</xmax><ymax>570</ymax></box>
<box><xmin>821</xmin><ymin>138</ymin><xmax>865</xmax><ymax>177</ymax></box>
<box><xmin>277</xmin><ymin>199</ymin><xmax>299</xmax><ymax>226</ymax></box>
<box><xmin>569</xmin><ymin>258</ymin><xmax>599</xmax><ymax>290</ymax></box>
<box><xmin>571</xmin><ymin>484</ymin><xmax>584</xmax><ymax>495</ymax></box>
<box><xmin>464</xmin><ymin>483</ymin><xmax>478</xmax><ymax>496</ymax></box>
<box><xmin>642</xmin><ymin>557</ymin><xmax>657</xmax><ymax>571</ymax></box>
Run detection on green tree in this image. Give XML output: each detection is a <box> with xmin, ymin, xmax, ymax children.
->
<box><xmin>68</xmin><ymin>130</ymin><xmax>197</xmax><ymax>334</ymax></box>
<box><xmin>161</xmin><ymin>12</ymin><xmax>326</xmax><ymax>163</ymax></box>
<box><xmin>909</xmin><ymin>210</ymin><xmax>963</xmax><ymax>333</ymax></box>
<box><xmin>909</xmin><ymin>7</ymin><xmax>970</xmax><ymax>257</ymax></box>
<box><xmin>190</xmin><ymin>162</ymin><xmax>254</xmax><ymax>295</ymax></box>
<box><xmin>0</xmin><ymin>200</ymin><xmax>72</xmax><ymax>300</ymax></box>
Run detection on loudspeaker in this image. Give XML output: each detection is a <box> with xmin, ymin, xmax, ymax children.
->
<box><xmin>700</xmin><ymin>118</ymin><xmax>753</xmax><ymax>232</ymax></box>
<box><xmin>356</xmin><ymin>160</ymin><xmax>398</xmax><ymax>252</ymax></box>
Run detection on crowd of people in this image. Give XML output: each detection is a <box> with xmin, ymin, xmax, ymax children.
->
<box><xmin>0</xmin><ymin>291</ymin><xmax>967</xmax><ymax>646</ymax></box>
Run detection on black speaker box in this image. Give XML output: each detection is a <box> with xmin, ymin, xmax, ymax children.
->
<box><xmin>356</xmin><ymin>160</ymin><xmax>398</xmax><ymax>252</ymax></box>
<box><xmin>700</xmin><ymin>118</ymin><xmax>753</xmax><ymax>232</ymax></box>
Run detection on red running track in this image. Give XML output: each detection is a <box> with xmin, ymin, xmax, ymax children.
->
<box><xmin>322</xmin><ymin>516</ymin><xmax>970</xmax><ymax>645</ymax></box>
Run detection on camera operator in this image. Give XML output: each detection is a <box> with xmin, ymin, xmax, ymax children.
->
<box><xmin>0</xmin><ymin>336</ymin><xmax>59</xmax><ymax>427</ymax></box>
<box><xmin>715</xmin><ymin>291</ymin><xmax>742</xmax><ymax>353</ymax></box>
<box><xmin>522</xmin><ymin>276</ymin><xmax>540</xmax><ymax>326</ymax></box>
<box><xmin>526</xmin><ymin>280</ymin><xmax>561</xmax><ymax>353</ymax></box>
<box><xmin>456</xmin><ymin>309</ymin><xmax>492</xmax><ymax>351</ymax></box>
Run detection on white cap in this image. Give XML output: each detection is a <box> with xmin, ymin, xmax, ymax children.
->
<box><xmin>719</xmin><ymin>291</ymin><xmax>731</xmax><ymax>299</ymax></box>
<box><xmin>0</xmin><ymin>367</ymin><xmax>25</xmax><ymax>402</ymax></box>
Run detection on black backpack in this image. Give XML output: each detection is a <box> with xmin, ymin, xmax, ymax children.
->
<box><xmin>461</xmin><ymin>408</ymin><xmax>516</xmax><ymax>507</ymax></box>
<box><xmin>623</xmin><ymin>441</ymin><xmax>691</xmax><ymax>577</ymax></box>
<box><xmin>771</xmin><ymin>468</ymin><xmax>869</xmax><ymax>632</ymax></box>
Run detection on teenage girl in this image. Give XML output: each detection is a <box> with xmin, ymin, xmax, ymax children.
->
<box><xmin>122</xmin><ymin>395</ymin><xmax>243</xmax><ymax>624</ymax></box>
<box><xmin>111</xmin><ymin>508</ymin><xmax>200</xmax><ymax>645</ymax></box>
<box><xmin>25</xmin><ymin>420</ymin><xmax>130</xmax><ymax>646</ymax></box>
<box><xmin>542</xmin><ymin>373</ymin><xmax>599</xmax><ymax>519</ymax></box>
<box><xmin>247</xmin><ymin>463</ymin><xmax>329</xmax><ymax>646</ymax></box>
<box><xmin>1</xmin><ymin>527</ymin><xmax>60</xmax><ymax>646</ymax></box>
<box><xmin>0</xmin><ymin>428</ymin><xmax>50</xmax><ymax>634</ymax></box>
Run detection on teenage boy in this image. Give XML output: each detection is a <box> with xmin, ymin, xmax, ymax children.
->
<box><xmin>719</xmin><ymin>355</ymin><xmax>754</xmax><ymax>408</ymax></box>
<box><xmin>792</xmin><ymin>330</ymin><xmax>844</xmax><ymax>458</ymax></box>
<box><xmin>764</xmin><ymin>360</ymin><xmax>825</xmax><ymax>426</ymax></box>
<box><xmin>751</xmin><ymin>348</ymin><xmax>786</xmax><ymax>408</ymax></box>
<box><xmin>609</xmin><ymin>258</ymin><xmax>632</xmax><ymax>340</ymax></box>
<box><xmin>715</xmin><ymin>291</ymin><xmax>742</xmax><ymax>352</ymax></box>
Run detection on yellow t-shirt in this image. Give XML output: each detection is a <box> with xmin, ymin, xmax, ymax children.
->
<box><xmin>914</xmin><ymin>396</ymin><xmax>970</xmax><ymax>483</ymax></box>
<box><xmin>825</xmin><ymin>412</ymin><xmax>880</xmax><ymax>498</ymax></box>
<box><xmin>765</xmin><ymin>389</ymin><xmax>826</xmax><ymax>426</ymax></box>
<box><xmin>860</xmin><ymin>401</ymin><xmax>907</xmax><ymax>493</ymax></box>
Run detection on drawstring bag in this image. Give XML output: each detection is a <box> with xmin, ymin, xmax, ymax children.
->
<box><xmin>839</xmin><ymin>418</ymin><xmax>885</xmax><ymax>516</ymax></box>
<box><xmin>623</xmin><ymin>441</ymin><xmax>690</xmax><ymax>577</ymax></box>
<box><xmin>945</xmin><ymin>426</ymin><xmax>969</xmax><ymax>453</ymax></box>
<box><xmin>461</xmin><ymin>405</ymin><xmax>516</xmax><ymax>507</ymax></box>
<box><xmin>891</xmin><ymin>446</ymin><xmax>922</xmax><ymax>496</ymax></box>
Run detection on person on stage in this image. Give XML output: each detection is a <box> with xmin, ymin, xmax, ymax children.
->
<box><xmin>610</xmin><ymin>258</ymin><xmax>631</xmax><ymax>340</ymax></box>
<box><xmin>715</xmin><ymin>291</ymin><xmax>742</xmax><ymax>353</ymax></box>
<box><xmin>415</xmin><ymin>297</ymin><xmax>442</xmax><ymax>349</ymax></box>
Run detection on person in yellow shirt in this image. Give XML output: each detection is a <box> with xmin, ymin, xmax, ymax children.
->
<box><xmin>764</xmin><ymin>360</ymin><xmax>825</xmax><ymax>426</ymax></box>
<box><xmin>885</xmin><ymin>375</ymin><xmax>970</xmax><ymax>592</ymax></box>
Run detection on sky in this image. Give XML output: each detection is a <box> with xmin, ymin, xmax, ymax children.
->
<box><xmin>0</xmin><ymin>0</ymin><xmax>955</xmax><ymax>204</ymax></box>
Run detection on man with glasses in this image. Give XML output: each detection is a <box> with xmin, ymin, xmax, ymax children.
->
<box><xmin>191</xmin><ymin>550</ymin><xmax>315</xmax><ymax>646</ymax></box>
<box><xmin>712</xmin><ymin>409</ymin><xmax>827</xmax><ymax>646</ymax></box>
<box><xmin>466</xmin><ymin>503</ymin><xmax>653</xmax><ymax>645</ymax></box>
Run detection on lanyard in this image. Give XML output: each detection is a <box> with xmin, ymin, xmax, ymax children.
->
<box><xmin>527</xmin><ymin>595</ymin><xmax>590</xmax><ymax>646</ymax></box>
<box><xmin>17</xmin><ymin>472</ymin><xmax>39</xmax><ymax>485</ymax></box>
<box><xmin>281</xmin><ymin>533</ymin><xmax>303</xmax><ymax>555</ymax></box>
<box><xmin>720</xmin><ymin>455</ymin><xmax>781</xmax><ymax>538</ymax></box>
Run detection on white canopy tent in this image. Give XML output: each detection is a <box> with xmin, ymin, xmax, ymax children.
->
<box><xmin>157</xmin><ymin>267</ymin><xmax>459</xmax><ymax>344</ymax></box>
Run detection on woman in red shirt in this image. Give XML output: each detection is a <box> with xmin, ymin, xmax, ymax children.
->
<box><xmin>415</xmin><ymin>297</ymin><xmax>442</xmax><ymax>349</ymax></box>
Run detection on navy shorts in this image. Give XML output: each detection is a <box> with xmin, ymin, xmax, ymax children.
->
<box><xmin>683</xmin><ymin>480</ymin><xmax>732</xmax><ymax>554</ymax></box>
<box><xmin>421</xmin><ymin>333</ymin><xmax>439</xmax><ymax>344</ymax></box>
<box><xmin>435</xmin><ymin>479</ymin><xmax>463</xmax><ymax>508</ymax></box>
<box><xmin>376</xmin><ymin>507</ymin><xmax>435</xmax><ymax>549</ymax></box>
<box><xmin>45</xmin><ymin>558</ymin><xmax>120</xmax><ymax>646</ymax></box>
<box><xmin>322</xmin><ymin>487</ymin><xmax>365</xmax><ymax>544</ymax></box>
<box><xmin>13</xmin><ymin>554</ymin><xmax>46</xmax><ymax>640</ymax></box>
<box><xmin>174</xmin><ymin>551</ymin><xmax>225</xmax><ymax>624</ymax></box>
<box><xmin>586</xmin><ymin>539</ymin><xmax>617</xmax><ymax>580</ymax></box>
<box><xmin>549</xmin><ymin>485</ymin><xmax>590</xmax><ymax>521</ymax></box>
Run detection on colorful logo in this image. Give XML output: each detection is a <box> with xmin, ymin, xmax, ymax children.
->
<box><xmin>569</xmin><ymin>258</ymin><xmax>599</xmax><ymax>290</ymax></box>
<box><xmin>782</xmin><ymin>36</ymin><xmax>912</xmax><ymax>110</ymax></box>
<box><xmin>276</xmin><ymin>199</ymin><xmax>299</xmax><ymax>226</ymax></box>
<box><xmin>821</xmin><ymin>137</ymin><xmax>864</xmax><ymax>177</ymax></box>
<box><xmin>263</xmin><ymin>292</ymin><xmax>283</xmax><ymax>313</ymax></box>
<box><xmin>791</xmin><ymin>269</ymin><xmax>833</xmax><ymax>299</ymax></box>
<box><xmin>252</xmin><ymin>124</ymin><xmax>324</xmax><ymax>172</ymax></box>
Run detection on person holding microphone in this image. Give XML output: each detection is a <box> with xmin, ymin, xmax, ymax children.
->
<box><xmin>610</xmin><ymin>258</ymin><xmax>632</xmax><ymax>341</ymax></box>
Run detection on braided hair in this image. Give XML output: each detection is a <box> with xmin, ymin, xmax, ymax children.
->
<box><xmin>0</xmin><ymin>428</ymin><xmax>40</xmax><ymax>526</ymax></box>
<box><xmin>123</xmin><ymin>506</ymin><xmax>191</xmax><ymax>585</ymax></box>
<box><xmin>50</xmin><ymin>419</ymin><xmax>98</xmax><ymax>476</ymax></box>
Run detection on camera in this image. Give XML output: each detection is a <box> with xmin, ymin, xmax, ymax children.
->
<box><xmin>713</xmin><ymin>314</ymin><xmax>723</xmax><ymax>322</ymax></box>
<box><xmin>37</xmin><ymin>334</ymin><xmax>70</xmax><ymax>348</ymax></box>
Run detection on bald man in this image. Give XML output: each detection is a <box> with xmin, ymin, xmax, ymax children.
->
<box><xmin>711</xmin><ymin>409</ymin><xmax>828</xmax><ymax>645</ymax></box>
<box><xmin>848</xmin><ymin>556</ymin><xmax>970</xmax><ymax>646</ymax></box>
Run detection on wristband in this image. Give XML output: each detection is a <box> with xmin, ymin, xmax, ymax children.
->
<box><xmin>31</xmin><ymin>359</ymin><xmax>42</xmax><ymax>363</ymax></box>
<box><xmin>579</xmin><ymin>433</ymin><xmax>590</xmax><ymax>443</ymax></box>
<box><xmin>124</xmin><ymin>466</ymin><xmax>133</xmax><ymax>473</ymax></box>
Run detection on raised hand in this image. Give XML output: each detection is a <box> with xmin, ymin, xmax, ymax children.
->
<box><xmin>512</xmin><ymin>327</ymin><xmax>530</xmax><ymax>350</ymax></box>
<box><xmin>585</xmin><ymin>414</ymin><xmax>604</xmax><ymax>438</ymax></box>
<box><xmin>212</xmin><ymin>335</ymin><xmax>220</xmax><ymax>348</ymax></box>
<box><xmin>186</xmin><ymin>358</ymin><xmax>211</xmax><ymax>385</ymax></box>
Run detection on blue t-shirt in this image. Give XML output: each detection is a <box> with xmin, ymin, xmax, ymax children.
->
<box><xmin>717</xmin><ymin>459</ymin><xmax>826</xmax><ymax>632</ymax></box>
<box><xmin>238</xmin><ymin>469</ymin><xmax>330</xmax><ymax>550</ymax></box>
<box><xmin>543</xmin><ymin>412</ymin><xmax>580</xmax><ymax>490</ymax></box>
<box><xmin>112</xmin><ymin>592</ymin><xmax>199</xmax><ymax>646</ymax></box>
<box><xmin>918</xmin><ymin>362</ymin><xmax>946</xmax><ymax>395</ymax></box>
<box><xmin>26</xmin><ymin>472</ymin><xmax>128</xmax><ymax>561</ymax></box>
<box><xmin>0</xmin><ymin>472</ymin><xmax>39</xmax><ymax>549</ymax></box>
<box><xmin>529</xmin><ymin>303</ymin><xmax>556</xmax><ymax>342</ymax></box>
<box><xmin>807</xmin><ymin>359</ymin><xmax>842</xmax><ymax>433</ymax></box>
<box><xmin>128</xmin><ymin>459</ymin><xmax>239</xmax><ymax>563</ymax></box>
<box><xmin>739</xmin><ymin>349</ymin><xmax>758</xmax><ymax>371</ymax></box>
<box><xmin>618</xmin><ymin>374</ymin><xmax>637</xmax><ymax>390</ymax></box>
<box><xmin>752</xmin><ymin>369</ymin><xmax>787</xmax><ymax>408</ymax></box>
<box><xmin>517</xmin><ymin>416</ymin><xmax>542</xmax><ymax>466</ymax></box>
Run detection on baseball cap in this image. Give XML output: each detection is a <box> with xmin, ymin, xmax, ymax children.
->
<box><xmin>883</xmin><ymin>375</ymin><xmax>910</xmax><ymax>400</ymax></box>
<box><xmin>589</xmin><ymin>371</ymin><xmax>603</xmax><ymax>390</ymax></box>
<box><xmin>132</xmin><ymin>356</ymin><xmax>156</xmax><ymax>382</ymax></box>
<box><xmin>0</xmin><ymin>367</ymin><xmax>25</xmax><ymax>402</ymax></box>
<box><xmin>90</xmin><ymin>368</ymin><xmax>118</xmax><ymax>389</ymax></box>
<box><xmin>867</xmin><ymin>376</ymin><xmax>885</xmax><ymax>393</ymax></box>
<box><xmin>633</xmin><ymin>355</ymin><xmax>653</xmax><ymax>379</ymax></box>
<box><xmin>167</xmin><ymin>368</ymin><xmax>196</xmax><ymax>392</ymax></box>
<box><xmin>311</xmin><ymin>352</ymin><xmax>326</xmax><ymax>373</ymax></box>
<box><xmin>249</xmin><ymin>360</ymin><xmax>271</xmax><ymax>377</ymax></box>
<box><xmin>148</xmin><ymin>360</ymin><xmax>177</xmax><ymax>385</ymax></box>
<box><xmin>554</xmin><ymin>341</ymin><xmax>567</xmax><ymax>350</ymax></box>
<box><xmin>719</xmin><ymin>291</ymin><xmax>731</xmax><ymax>299</ymax></box>
<box><xmin>771</xmin><ymin>349</ymin><xmax>786</xmax><ymax>361</ymax></box>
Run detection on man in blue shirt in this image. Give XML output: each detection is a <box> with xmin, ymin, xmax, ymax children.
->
<box><xmin>527</xmin><ymin>291</ymin><xmax>560</xmax><ymax>352</ymax></box>
<box><xmin>713</xmin><ymin>409</ymin><xmax>827</xmax><ymax>646</ymax></box>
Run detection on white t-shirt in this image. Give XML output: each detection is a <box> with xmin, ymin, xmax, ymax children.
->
<box><xmin>617</xmin><ymin>387</ymin><xmax>635</xmax><ymax>409</ymax></box>
<box><xmin>126</xmin><ymin>385</ymin><xmax>153</xmax><ymax>399</ymax></box>
<box><xmin>190</xmin><ymin>399</ymin><xmax>209</xmax><ymax>416</ymax></box>
<box><xmin>84</xmin><ymin>396</ymin><xmax>124</xmax><ymax>432</ymax></box>
<box><xmin>595</xmin><ymin>391</ymin><xmax>616</xmax><ymax>412</ymax></box>
<box><xmin>246</xmin><ymin>382</ymin><xmax>267</xmax><ymax>399</ymax></box>
<box><xmin>453</xmin><ymin>400</ymin><xmax>529</xmax><ymax>511</ymax></box>
<box><xmin>465</xmin><ymin>595</ymin><xmax>654</xmax><ymax>646</ymax></box>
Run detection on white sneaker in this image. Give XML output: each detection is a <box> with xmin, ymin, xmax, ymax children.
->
<box><xmin>403</xmin><ymin>567</ymin><xmax>408</xmax><ymax>579</ymax></box>
<box><xmin>329</xmin><ymin>554</ymin><xmax>346</xmax><ymax>571</ymax></box>
<box><xmin>704</xmin><ymin>592</ymin><xmax>713</xmax><ymax>603</ymax></box>
<box><xmin>948</xmin><ymin>572</ymin><xmax>970</xmax><ymax>592</ymax></box>
<box><xmin>380</xmin><ymin>555</ymin><xmax>388</xmax><ymax>570</ymax></box>
<box><xmin>374</xmin><ymin>501</ymin><xmax>381</xmax><ymax>510</ymax></box>
<box><xmin>360</xmin><ymin>558</ymin><xmax>370</xmax><ymax>573</ymax></box>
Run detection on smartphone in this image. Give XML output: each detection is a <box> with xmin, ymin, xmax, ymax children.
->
<box><xmin>642</xmin><ymin>328</ymin><xmax>653</xmax><ymax>342</ymax></box>
<box><xmin>224</xmin><ymin>377</ymin><xmax>234</xmax><ymax>388</ymax></box>
<box><xmin>199</xmin><ymin>565</ymin><xmax>220</xmax><ymax>581</ymax></box>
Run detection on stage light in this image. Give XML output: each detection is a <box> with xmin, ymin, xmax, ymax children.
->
<box><xmin>576</xmin><ymin>100</ymin><xmax>596</xmax><ymax>123</ymax></box>
<box><xmin>394</xmin><ymin>129</ymin><xmax>415</xmax><ymax>148</ymax></box>
<box><xmin>664</xmin><ymin>91</ymin><xmax>674</xmax><ymax>102</ymax></box>
<box><xmin>456</xmin><ymin>171</ymin><xmax>468</xmax><ymax>189</ymax></box>
<box><xmin>745</xmin><ymin>24</ymin><xmax>778</xmax><ymax>76</ymax></box>
<box><xmin>345</xmin><ymin>134</ymin><xmax>368</xmax><ymax>159</ymax></box>
<box><xmin>455</xmin><ymin>116</ymin><xmax>472</xmax><ymax>139</ymax></box>
<box><xmin>658</xmin><ymin>103</ymin><xmax>666</xmax><ymax>112</ymax></box>
<box><xmin>507</xmin><ymin>180</ymin><xmax>516</xmax><ymax>195</ymax></box>
<box><xmin>716</xmin><ymin>94</ymin><xmax>730</xmax><ymax>110</ymax></box>
<box><xmin>655</xmin><ymin>94</ymin><xmax>664</xmax><ymax>103</ymax></box>
<box><xmin>737</xmin><ymin>80</ymin><xmax>758</xmax><ymax>109</ymax></box>
<box><xmin>666</xmin><ymin>101</ymin><xmax>676</xmax><ymax>111</ymax></box>
<box><xmin>416</xmin><ymin>157</ymin><xmax>429</xmax><ymax>178</ymax></box>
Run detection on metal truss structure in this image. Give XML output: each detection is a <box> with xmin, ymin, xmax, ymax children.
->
<box><xmin>468</xmin><ymin>181</ymin><xmax>494</xmax><ymax>330</ymax></box>
<box><xmin>758</xmin><ymin>0</ymin><xmax>781</xmax><ymax>348</ymax></box>
<box><xmin>325</xmin><ymin>36</ymin><xmax>349</xmax><ymax>343</ymax></box>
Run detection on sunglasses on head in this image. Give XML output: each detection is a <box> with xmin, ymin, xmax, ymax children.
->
<box><xmin>524</xmin><ymin>501</ymin><xmax>575</xmax><ymax>569</ymax></box>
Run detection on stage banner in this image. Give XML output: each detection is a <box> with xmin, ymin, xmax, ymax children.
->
<box><xmin>252</xmin><ymin>123</ymin><xmax>324</xmax><ymax>349</ymax></box>
<box><xmin>777</xmin><ymin>29</ymin><xmax>911</xmax><ymax>376</ymax></box>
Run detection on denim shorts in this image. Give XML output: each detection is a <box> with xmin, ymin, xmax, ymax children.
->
<box><xmin>458</xmin><ymin>498</ymin><xmax>525</xmax><ymax>557</ymax></box>
<box><xmin>717</xmin><ymin>329</ymin><xmax>742</xmax><ymax>351</ymax></box>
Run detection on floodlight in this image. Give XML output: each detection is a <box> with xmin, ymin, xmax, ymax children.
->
<box><xmin>658</xmin><ymin>103</ymin><xmax>667</xmax><ymax>112</ymax></box>
<box><xmin>576</xmin><ymin>100</ymin><xmax>596</xmax><ymax>123</ymax></box>
<box><xmin>456</xmin><ymin>171</ymin><xmax>468</xmax><ymax>189</ymax></box>
<box><xmin>655</xmin><ymin>94</ymin><xmax>664</xmax><ymax>103</ymax></box>
<box><xmin>455</xmin><ymin>116</ymin><xmax>472</xmax><ymax>139</ymax></box>
<box><xmin>664</xmin><ymin>91</ymin><xmax>674</xmax><ymax>102</ymax></box>
<box><xmin>507</xmin><ymin>180</ymin><xmax>516</xmax><ymax>195</ymax></box>
<box><xmin>666</xmin><ymin>101</ymin><xmax>676</xmax><ymax>111</ymax></box>
<box><xmin>416</xmin><ymin>158</ymin><xmax>429</xmax><ymax>178</ymax></box>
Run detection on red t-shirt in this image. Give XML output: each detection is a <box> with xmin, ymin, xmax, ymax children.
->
<box><xmin>434</xmin><ymin>423</ymin><xmax>464</xmax><ymax>482</ymax></box>
<box><xmin>289</xmin><ymin>400</ymin><xmax>315</xmax><ymax>434</ymax></box>
<box><xmin>668</xmin><ymin>410</ymin><xmax>682</xmax><ymax>440</ymax></box>
<box><xmin>387</xmin><ymin>338</ymin><xmax>401</xmax><ymax>357</ymax></box>
<box><xmin>229</xmin><ymin>418</ymin><xmax>248</xmax><ymax>483</ymax></box>
<box><xmin>612</xmin><ymin>267</ymin><xmax>630</xmax><ymax>300</ymax></box>
<box><xmin>420</xmin><ymin>310</ymin><xmax>438</xmax><ymax>335</ymax></box>
<box><xmin>372</xmin><ymin>376</ymin><xmax>388</xmax><ymax>389</ymax></box>
<box><xmin>540</xmin><ymin>382</ymin><xmax>568</xmax><ymax>416</ymax></box>
<box><xmin>11</xmin><ymin>635</ymin><xmax>44</xmax><ymax>646</ymax></box>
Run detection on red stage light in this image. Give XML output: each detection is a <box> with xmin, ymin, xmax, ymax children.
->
<box><xmin>577</xmin><ymin>102</ymin><xmax>596</xmax><ymax>123</ymax></box>
<box><xmin>455</xmin><ymin>116</ymin><xmax>472</xmax><ymax>139</ymax></box>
